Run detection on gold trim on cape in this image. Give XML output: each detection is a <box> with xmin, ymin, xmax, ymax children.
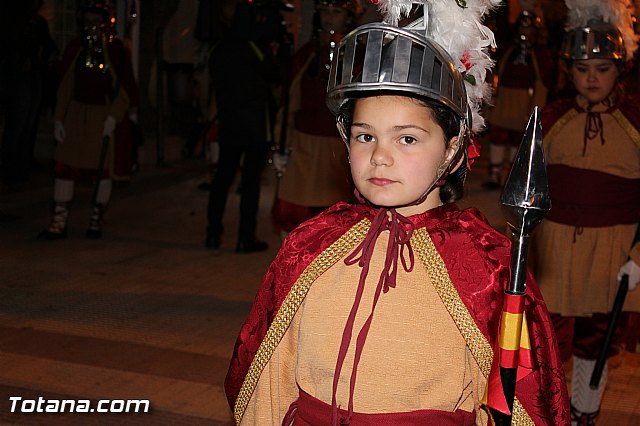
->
<box><xmin>234</xmin><ymin>222</ymin><xmax>534</xmax><ymax>425</ymax></box>
<box><xmin>412</xmin><ymin>228</ymin><xmax>534</xmax><ymax>425</ymax></box>
<box><xmin>545</xmin><ymin>108</ymin><xmax>640</xmax><ymax>152</ymax></box>
<box><xmin>543</xmin><ymin>109</ymin><xmax>578</xmax><ymax>151</ymax></box>
<box><xmin>233</xmin><ymin>219</ymin><xmax>370</xmax><ymax>424</ymax></box>
<box><xmin>612</xmin><ymin>109</ymin><xmax>640</xmax><ymax>150</ymax></box>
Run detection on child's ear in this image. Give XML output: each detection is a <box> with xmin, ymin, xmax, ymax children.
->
<box><xmin>437</xmin><ymin>135</ymin><xmax>463</xmax><ymax>177</ymax></box>
<box><xmin>444</xmin><ymin>136</ymin><xmax>464</xmax><ymax>172</ymax></box>
<box><xmin>449</xmin><ymin>151</ymin><xmax>465</xmax><ymax>173</ymax></box>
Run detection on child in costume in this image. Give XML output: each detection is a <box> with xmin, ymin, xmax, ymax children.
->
<box><xmin>38</xmin><ymin>0</ymin><xmax>136</xmax><ymax>240</ymax></box>
<box><xmin>225</xmin><ymin>1</ymin><xmax>569</xmax><ymax>424</ymax></box>
<box><xmin>483</xmin><ymin>5</ymin><xmax>554</xmax><ymax>190</ymax></box>
<box><xmin>530</xmin><ymin>1</ymin><xmax>640</xmax><ymax>424</ymax></box>
<box><xmin>271</xmin><ymin>0</ymin><xmax>359</xmax><ymax>237</ymax></box>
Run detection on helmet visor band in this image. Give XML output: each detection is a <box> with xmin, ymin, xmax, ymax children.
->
<box><xmin>326</xmin><ymin>23</ymin><xmax>468</xmax><ymax>121</ymax></box>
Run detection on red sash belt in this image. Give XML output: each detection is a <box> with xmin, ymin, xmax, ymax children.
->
<box><xmin>285</xmin><ymin>389</ymin><xmax>476</xmax><ymax>426</ymax></box>
<box><xmin>546</xmin><ymin>164</ymin><xmax>640</xmax><ymax>227</ymax></box>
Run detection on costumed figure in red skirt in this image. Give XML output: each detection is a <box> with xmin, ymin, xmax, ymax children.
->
<box><xmin>530</xmin><ymin>0</ymin><xmax>640</xmax><ymax>424</ymax></box>
<box><xmin>271</xmin><ymin>0</ymin><xmax>361</xmax><ymax>238</ymax></box>
<box><xmin>483</xmin><ymin>2</ymin><xmax>554</xmax><ymax>190</ymax></box>
<box><xmin>39</xmin><ymin>0</ymin><xmax>137</xmax><ymax>240</ymax></box>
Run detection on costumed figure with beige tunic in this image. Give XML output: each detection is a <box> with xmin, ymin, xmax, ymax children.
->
<box><xmin>224</xmin><ymin>1</ymin><xmax>570</xmax><ymax>425</ymax></box>
<box><xmin>483</xmin><ymin>3</ymin><xmax>554</xmax><ymax>190</ymax></box>
<box><xmin>530</xmin><ymin>0</ymin><xmax>640</xmax><ymax>424</ymax></box>
<box><xmin>39</xmin><ymin>0</ymin><xmax>136</xmax><ymax>240</ymax></box>
<box><xmin>271</xmin><ymin>0</ymin><xmax>360</xmax><ymax>237</ymax></box>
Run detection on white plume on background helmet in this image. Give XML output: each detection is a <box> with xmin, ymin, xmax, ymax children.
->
<box><xmin>375</xmin><ymin>0</ymin><xmax>501</xmax><ymax>132</ymax></box>
<box><xmin>565</xmin><ymin>0</ymin><xmax>639</xmax><ymax>60</ymax></box>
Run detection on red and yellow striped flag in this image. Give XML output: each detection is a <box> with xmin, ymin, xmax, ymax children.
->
<box><xmin>483</xmin><ymin>294</ymin><xmax>534</xmax><ymax>415</ymax></box>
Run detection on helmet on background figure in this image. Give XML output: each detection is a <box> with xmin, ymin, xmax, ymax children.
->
<box><xmin>78</xmin><ymin>0</ymin><xmax>113</xmax><ymax>21</ymax></box>
<box><xmin>77</xmin><ymin>0</ymin><xmax>114</xmax><ymax>70</ymax></box>
<box><xmin>560</xmin><ymin>20</ymin><xmax>627</xmax><ymax>62</ymax></box>
<box><xmin>514</xmin><ymin>10</ymin><xmax>544</xmax><ymax>45</ymax></box>
<box><xmin>560</xmin><ymin>0</ymin><xmax>638</xmax><ymax>65</ymax></box>
<box><xmin>313</xmin><ymin>0</ymin><xmax>363</xmax><ymax>34</ymax></box>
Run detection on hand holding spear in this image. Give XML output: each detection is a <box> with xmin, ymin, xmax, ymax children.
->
<box><xmin>590</xmin><ymin>225</ymin><xmax>640</xmax><ymax>389</ymax></box>
<box><xmin>490</xmin><ymin>107</ymin><xmax>551</xmax><ymax>425</ymax></box>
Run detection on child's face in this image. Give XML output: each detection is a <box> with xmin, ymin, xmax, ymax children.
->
<box><xmin>349</xmin><ymin>95</ymin><xmax>458</xmax><ymax>215</ymax></box>
<box><xmin>571</xmin><ymin>59</ymin><xmax>619</xmax><ymax>104</ymax></box>
<box><xmin>318</xmin><ymin>5</ymin><xmax>349</xmax><ymax>34</ymax></box>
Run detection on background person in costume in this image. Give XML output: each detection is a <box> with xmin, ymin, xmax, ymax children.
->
<box><xmin>529</xmin><ymin>0</ymin><xmax>640</xmax><ymax>424</ymax></box>
<box><xmin>224</xmin><ymin>1</ymin><xmax>569</xmax><ymax>425</ymax></box>
<box><xmin>483</xmin><ymin>5</ymin><xmax>554</xmax><ymax>190</ymax></box>
<box><xmin>271</xmin><ymin>0</ymin><xmax>359</xmax><ymax>239</ymax></box>
<box><xmin>38</xmin><ymin>0</ymin><xmax>136</xmax><ymax>240</ymax></box>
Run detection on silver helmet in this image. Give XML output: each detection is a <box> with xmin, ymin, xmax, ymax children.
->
<box><xmin>326</xmin><ymin>21</ymin><xmax>470</xmax><ymax>124</ymax></box>
<box><xmin>560</xmin><ymin>19</ymin><xmax>626</xmax><ymax>62</ymax></box>
<box><xmin>325</xmin><ymin>10</ymin><xmax>473</xmax><ymax>203</ymax></box>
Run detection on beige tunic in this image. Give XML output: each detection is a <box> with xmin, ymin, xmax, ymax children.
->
<box><xmin>277</xmin><ymin>54</ymin><xmax>352</xmax><ymax>207</ymax></box>
<box><xmin>240</xmin><ymin>232</ymin><xmax>488</xmax><ymax>425</ymax></box>
<box><xmin>54</xmin><ymin>51</ymin><xmax>130</xmax><ymax>170</ymax></box>
<box><xmin>531</xmin><ymin>97</ymin><xmax>640</xmax><ymax>315</ymax></box>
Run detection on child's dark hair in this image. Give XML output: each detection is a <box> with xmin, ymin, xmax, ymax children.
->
<box><xmin>337</xmin><ymin>94</ymin><xmax>467</xmax><ymax>203</ymax></box>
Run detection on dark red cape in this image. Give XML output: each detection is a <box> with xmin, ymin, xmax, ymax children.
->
<box><xmin>224</xmin><ymin>202</ymin><xmax>570</xmax><ymax>425</ymax></box>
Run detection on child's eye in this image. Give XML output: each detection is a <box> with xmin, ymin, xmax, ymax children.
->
<box><xmin>354</xmin><ymin>134</ymin><xmax>375</xmax><ymax>143</ymax></box>
<box><xmin>597</xmin><ymin>66</ymin><xmax>612</xmax><ymax>73</ymax></box>
<box><xmin>400</xmin><ymin>136</ymin><xmax>417</xmax><ymax>145</ymax></box>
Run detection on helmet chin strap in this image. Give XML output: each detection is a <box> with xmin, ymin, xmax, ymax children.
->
<box><xmin>404</xmin><ymin>120</ymin><xmax>467</xmax><ymax>207</ymax></box>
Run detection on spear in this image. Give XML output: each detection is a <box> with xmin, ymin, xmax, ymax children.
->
<box><xmin>490</xmin><ymin>107</ymin><xmax>550</xmax><ymax>425</ymax></box>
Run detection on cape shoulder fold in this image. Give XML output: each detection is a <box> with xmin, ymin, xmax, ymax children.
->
<box><xmin>542</xmin><ymin>95</ymin><xmax>640</xmax><ymax>150</ymax></box>
<box><xmin>224</xmin><ymin>202</ymin><xmax>366</xmax><ymax>413</ymax></box>
<box><xmin>224</xmin><ymin>203</ymin><xmax>569</xmax><ymax>425</ymax></box>
<box><xmin>424</xmin><ymin>207</ymin><xmax>570</xmax><ymax>425</ymax></box>
<box><xmin>613</xmin><ymin>96</ymin><xmax>640</xmax><ymax>149</ymax></box>
<box><xmin>541</xmin><ymin>98</ymin><xmax>576</xmax><ymax>148</ymax></box>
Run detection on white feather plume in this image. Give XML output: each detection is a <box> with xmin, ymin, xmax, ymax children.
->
<box><xmin>565</xmin><ymin>0</ymin><xmax>639</xmax><ymax>59</ymax></box>
<box><xmin>374</xmin><ymin>0</ymin><xmax>501</xmax><ymax>132</ymax></box>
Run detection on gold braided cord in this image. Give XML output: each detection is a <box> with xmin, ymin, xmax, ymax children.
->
<box><xmin>513</xmin><ymin>400</ymin><xmax>535</xmax><ymax>426</ymax></box>
<box><xmin>543</xmin><ymin>109</ymin><xmax>578</xmax><ymax>151</ymax></box>
<box><xmin>546</xmin><ymin>109</ymin><xmax>640</xmax><ymax>151</ymax></box>
<box><xmin>233</xmin><ymin>221</ymin><xmax>534</xmax><ymax>424</ymax></box>
<box><xmin>411</xmin><ymin>228</ymin><xmax>534</xmax><ymax>425</ymax></box>
<box><xmin>233</xmin><ymin>219</ymin><xmax>370</xmax><ymax>424</ymax></box>
<box><xmin>412</xmin><ymin>228</ymin><xmax>494</xmax><ymax>374</ymax></box>
<box><xmin>612</xmin><ymin>109</ymin><xmax>640</xmax><ymax>150</ymax></box>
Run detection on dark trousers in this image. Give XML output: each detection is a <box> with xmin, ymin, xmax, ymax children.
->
<box><xmin>207</xmin><ymin>142</ymin><xmax>269</xmax><ymax>243</ymax></box>
<box><xmin>1</xmin><ymin>71</ymin><xmax>43</xmax><ymax>183</ymax></box>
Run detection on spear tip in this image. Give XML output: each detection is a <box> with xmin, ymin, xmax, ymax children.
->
<box><xmin>500</xmin><ymin>107</ymin><xmax>550</xmax><ymax>234</ymax></box>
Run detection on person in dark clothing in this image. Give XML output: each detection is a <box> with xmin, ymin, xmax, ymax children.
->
<box><xmin>0</xmin><ymin>0</ymin><xmax>57</xmax><ymax>186</ymax></box>
<box><xmin>205</xmin><ymin>0</ymin><xmax>283</xmax><ymax>253</ymax></box>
